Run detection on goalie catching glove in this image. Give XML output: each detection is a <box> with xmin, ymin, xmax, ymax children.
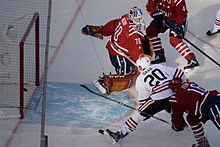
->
<box><xmin>81</xmin><ymin>25</ymin><xmax>103</xmax><ymax>40</ymax></box>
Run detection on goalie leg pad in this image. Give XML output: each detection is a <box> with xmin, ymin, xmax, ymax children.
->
<box><xmin>104</xmin><ymin>72</ymin><xmax>138</xmax><ymax>93</ymax></box>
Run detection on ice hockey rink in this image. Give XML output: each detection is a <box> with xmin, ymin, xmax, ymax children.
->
<box><xmin>0</xmin><ymin>0</ymin><xmax>220</xmax><ymax>147</ymax></box>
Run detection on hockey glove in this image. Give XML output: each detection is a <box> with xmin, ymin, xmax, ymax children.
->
<box><xmin>150</xmin><ymin>11</ymin><xmax>165</xmax><ymax>29</ymax></box>
<box><xmin>171</xmin><ymin>23</ymin><xmax>185</xmax><ymax>38</ymax></box>
<box><xmin>81</xmin><ymin>25</ymin><xmax>103</xmax><ymax>40</ymax></box>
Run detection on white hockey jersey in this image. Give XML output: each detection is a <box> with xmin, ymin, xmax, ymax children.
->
<box><xmin>136</xmin><ymin>64</ymin><xmax>186</xmax><ymax>101</ymax></box>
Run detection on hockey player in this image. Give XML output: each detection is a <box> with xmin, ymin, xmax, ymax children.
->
<box><xmin>104</xmin><ymin>56</ymin><xmax>187</xmax><ymax>143</ymax></box>
<box><xmin>82</xmin><ymin>7</ymin><xmax>153</xmax><ymax>95</ymax></box>
<box><xmin>168</xmin><ymin>78</ymin><xmax>220</xmax><ymax>147</ymax></box>
<box><xmin>145</xmin><ymin>0</ymin><xmax>199</xmax><ymax>71</ymax></box>
<box><xmin>206</xmin><ymin>8</ymin><xmax>220</xmax><ymax>36</ymax></box>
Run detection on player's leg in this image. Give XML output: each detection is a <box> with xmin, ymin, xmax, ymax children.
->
<box><xmin>168</xmin><ymin>19</ymin><xmax>199</xmax><ymax>70</ymax></box>
<box><xmin>146</xmin><ymin>24</ymin><xmax>166</xmax><ymax>64</ymax></box>
<box><xmin>213</xmin><ymin>9</ymin><xmax>220</xmax><ymax>33</ymax></box>
<box><xmin>139</xmin><ymin>97</ymin><xmax>170</xmax><ymax>119</ymax></box>
<box><xmin>109</xmin><ymin>54</ymin><xmax>133</xmax><ymax>75</ymax></box>
<box><xmin>105</xmin><ymin>97</ymin><xmax>170</xmax><ymax>143</ymax></box>
<box><xmin>207</xmin><ymin>8</ymin><xmax>220</xmax><ymax>36</ymax></box>
<box><xmin>93</xmin><ymin>54</ymin><xmax>135</xmax><ymax>95</ymax></box>
<box><xmin>107</xmin><ymin>110</ymin><xmax>144</xmax><ymax>142</ymax></box>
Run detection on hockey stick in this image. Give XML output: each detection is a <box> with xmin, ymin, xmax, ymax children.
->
<box><xmin>182</xmin><ymin>37</ymin><xmax>220</xmax><ymax>67</ymax></box>
<box><xmin>109</xmin><ymin>42</ymin><xmax>137</xmax><ymax>66</ymax></box>
<box><xmin>117</xmin><ymin>49</ymin><xmax>137</xmax><ymax>66</ymax></box>
<box><xmin>80</xmin><ymin>84</ymin><xmax>171</xmax><ymax>125</ymax></box>
<box><xmin>166</xmin><ymin>22</ymin><xmax>220</xmax><ymax>67</ymax></box>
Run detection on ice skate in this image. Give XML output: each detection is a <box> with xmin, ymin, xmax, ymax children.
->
<box><xmin>184</xmin><ymin>58</ymin><xmax>199</xmax><ymax>73</ymax></box>
<box><xmin>105</xmin><ymin>129</ymin><xmax>128</xmax><ymax>143</ymax></box>
<box><xmin>192</xmin><ymin>137</ymin><xmax>211</xmax><ymax>147</ymax></box>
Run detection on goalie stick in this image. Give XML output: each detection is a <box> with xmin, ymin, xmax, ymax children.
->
<box><xmin>80</xmin><ymin>84</ymin><xmax>171</xmax><ymax>125</ymax></box>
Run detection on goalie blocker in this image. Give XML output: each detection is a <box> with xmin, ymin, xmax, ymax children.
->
<box><xmin>93</xmin><ymin>71</ymin><xmax>138</xmax><ymax>95</ymax></box>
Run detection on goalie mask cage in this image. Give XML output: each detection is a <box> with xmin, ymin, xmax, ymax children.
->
<box><xmin>0</xmin><ymin>12</ymin><xmax>41</xmax><ymax>119</ymax></box>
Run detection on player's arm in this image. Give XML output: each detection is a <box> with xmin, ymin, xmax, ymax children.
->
<box><xmin>173</xmin><ymin>0</ymin><xmax>187</xmax><ymax>24</ymax></box>
<box><xmin>140</xmin><ymin>35</ymin><xmax>154</xmax><ymax>59</ymax></box>
<box><xmin>136</xmin><ymin>77</ymin><xmax>151</xmax><ymax>102</ymax></box>
<box><xmin>127</xmin><ymin>32</ymin><xmax>153</xmax><ymax>60</ymax></box>
<box><xmin>146</xmin><ymin>0</ymin><xmax>165</xmax><ymax>30</ymax></box>
<box><xmin>145</xmin><ymin>0</ymin><xmax>157</xmax><ymax>17</ymax></box>
<box><xmin>81</xmin><ymin>19</ymin><xmax>120</xmax><ymax>39</ymax></box>
<box><xmin>169</xmin><ymin>96</ymin><xmax>186</xmax><ymax>131</ymax></box>
<box><xmin>99</xmin><ymin>19</ymin><xmax>120</xmax><ymax>36</ymax></box>
<box><xmin>161</xmin><ymin>65</ymin><xmax>186</xmax><ymax>82</ymax></box>
<box><xmin>81</xmin><ymin>25</ymin><xmax>103</xmax><ymax>39</ymax></box>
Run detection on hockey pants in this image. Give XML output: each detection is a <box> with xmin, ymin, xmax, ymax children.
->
<box><xmin>109</xmin><ymin>53</ymin><xmax>134</xmax><ymax>75</ymax></box>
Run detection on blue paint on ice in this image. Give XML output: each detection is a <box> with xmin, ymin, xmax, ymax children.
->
<box><xmin>23</xmin><ymin>82</ymin><xmax>134</xmax><ymax>127</ymax></box>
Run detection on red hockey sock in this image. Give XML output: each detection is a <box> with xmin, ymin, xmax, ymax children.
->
<box><xmin>170</xmin><ymin>36</ymin><xmax>195</xmax><ymax>61</ymax></box>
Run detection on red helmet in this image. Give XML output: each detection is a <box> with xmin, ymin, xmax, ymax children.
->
<box><xmin>168</xmin><ymin>78</ymin><xmax>183</xmax><ymax>92</ymax></box>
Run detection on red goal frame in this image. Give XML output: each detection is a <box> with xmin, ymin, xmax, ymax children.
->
<box><xmin>19</xmin><ymin>12</ymin><xmax>40</xmax><ymax>119</ymax></box>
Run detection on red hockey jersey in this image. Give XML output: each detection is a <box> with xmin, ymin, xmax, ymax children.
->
<box><xmin>146</xmin><ymin>0</ymin><xmax>188</xmax><ymax>23</ymax></box>
<box><xmin>99</xmin><ymin>14</ymin><xmax>148</xmax><ymax>61</ymax></box>
<box><xmin>169</xmin><ymin>82</ymin><xmax>219</xmax><ymax>129</ymax></box>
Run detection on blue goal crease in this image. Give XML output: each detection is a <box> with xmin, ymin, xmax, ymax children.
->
<box><xmin>23</xmin><ymin>83</ymin><xmax>135</xmax><ymax>127</ymax></box>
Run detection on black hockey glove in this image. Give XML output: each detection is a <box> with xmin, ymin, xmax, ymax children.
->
<box><xmin>150</xmin><ymin>11</ymin><xmax>165</xmax><ymax>29</ymax></box>
<box><xmin>171</xmin><ymin>23</ymin><xmax>185</xmax><ymax>38</ymax></box>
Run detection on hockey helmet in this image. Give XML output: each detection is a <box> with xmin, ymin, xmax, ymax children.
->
<box><xmin>129</xmin><ymin>6</ymin><xmax>143</xmax><ymax>25</ymax></box>
<box><xmin>168</xmin><ymin>78</ymin><xmax>183</xmax><ymax>92</ymax></box>
<box><xmin>136</xmin><ymin>57</ymin><xmax>151</xmax><ymax>71</ymax></box>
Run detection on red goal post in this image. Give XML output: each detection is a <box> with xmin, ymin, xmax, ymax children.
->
<box><xmin>19</xmin><ymin>12</ymin><xmax>40</xmax><ymax>119</ymax></box>
<box><xmin>0</xmin><ymin>12</ymin><xmax>40</xmax><ymax>119</ymax></box>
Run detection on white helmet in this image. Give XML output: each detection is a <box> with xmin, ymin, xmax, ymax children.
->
<box><xmin>136</xmin><ymin>57</ymin><xmax>151</xmax><ymax>71</ymax></box>
<box><xmin>129</xmin><ymin>7</ymin><xmax>144</xmax><ymax>25</ymax></box>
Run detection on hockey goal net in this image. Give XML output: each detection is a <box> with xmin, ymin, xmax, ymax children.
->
<box><xmin>0</xmin><ymin>12</ymin><xmax>40</xmax><ymax>119</ymax></box>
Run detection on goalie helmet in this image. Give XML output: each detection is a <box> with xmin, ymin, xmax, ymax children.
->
<box><xmin>136</xmin><ymin>57</ymin><xmax>151</xmax><ymax>71</ymax></box>
<box><xmin>168</xmin><ymin>78</ymin><xmax>183</xmax><ymax>92</ymax></box>
<box><xmin>129</xmin><ymin>7</ymin><xmax>144</xmax><ymax>25</ymax></box>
